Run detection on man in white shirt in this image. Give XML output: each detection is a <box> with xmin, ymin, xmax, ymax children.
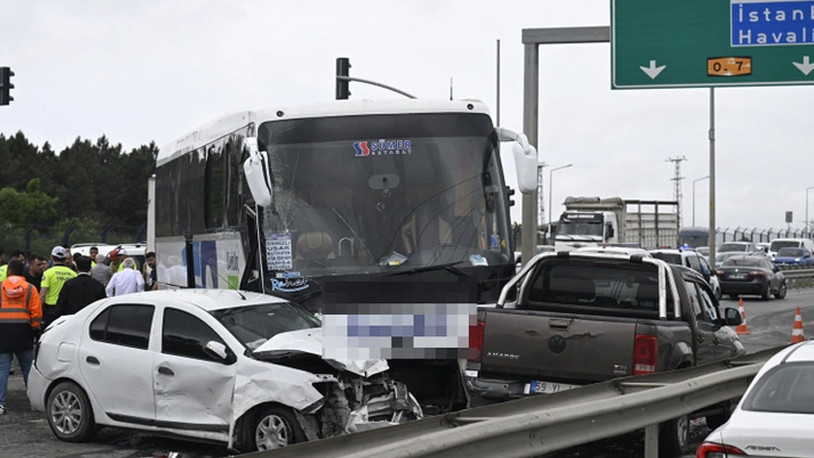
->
<box><xmin>105</xmin><ymin>257</ymin><xmax>145</xmax><ymax>297</ymax></box>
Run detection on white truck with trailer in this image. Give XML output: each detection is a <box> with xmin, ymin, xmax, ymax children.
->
<box><xmin>555</xmin><ymin>196</ymin><xmax>679</xmax><ymax>252</ymax></box>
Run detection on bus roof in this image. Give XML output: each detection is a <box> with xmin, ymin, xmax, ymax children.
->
<box><xmin>156</xmin><ymin>98</ymin><xmax>491</xmax><ymax>167</ymax></box>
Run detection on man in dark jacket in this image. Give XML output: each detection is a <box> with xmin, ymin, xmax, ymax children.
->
<box><xmin>0</xmin><ymin>260</ymin><xmax>42</xmax><ymax>415</ymax></box>
<box><xmin>54</xmin><ymin>256</ymin><xmax>106</xmax><ymax>317</ymax></box>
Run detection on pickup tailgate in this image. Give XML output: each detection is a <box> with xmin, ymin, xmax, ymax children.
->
<box><xmin>480</xmin><ymin>309</ymin><xmax>640</xmax><ymax>383</ymax></box>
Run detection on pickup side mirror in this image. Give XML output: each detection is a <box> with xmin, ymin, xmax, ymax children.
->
<box><xmin>495</xmin><ymin>127</ymin><xmax>538</xmax><ymax>194</ymax></box>
<box><xmin>722</xmin><ymin>307</ymin><xmax>743</xmax><ymax>327</ymax></box>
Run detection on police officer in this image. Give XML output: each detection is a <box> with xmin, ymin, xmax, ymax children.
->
<box><xmin>40</xmin><ymin>247</ymin><xmax>77</xmax><ymax>328</ymax></box>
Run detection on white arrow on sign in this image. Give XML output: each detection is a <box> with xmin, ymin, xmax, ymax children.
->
<box><xmin>639</xmin><ymin>60</ymin><xmax>666</xmax><ymax>80</ymax></box>
<box><xmin>793</xmin><ymin>56</ymin><xmax>814</xmax><ymax>76</ymax></box>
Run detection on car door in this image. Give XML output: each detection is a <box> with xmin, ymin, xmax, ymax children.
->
<box><xmin>153</xmin><ymin>306</ymin><xmax>238</xmax><ymax>435</ymax></box>
<box><xmin>763</xmin><ymin>258</ymin><xmax>781</xmax><ymax>291</ymax></box>
<box><xmin>78</xmin><ymin>303</ymin><xmax>157</xmax><ymax>424</ymax></box>
<box><xmin>681</xmin><ymin>279</ymin><xmax>720</xmax><ymax>365</ymax></box>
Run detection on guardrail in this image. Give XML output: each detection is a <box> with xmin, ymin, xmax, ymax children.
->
<box><xmin>251</xmin><ymin>347</ymin><xmax>785</xmax><ymax>458</ymax></box>
<box><xmin>776</xmin><ymin>265</ymin><xmax>814</xmax><ymax>289</ymax></box>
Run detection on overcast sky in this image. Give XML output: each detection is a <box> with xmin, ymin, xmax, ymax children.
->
<box><xmin>2</xmin><ymin>0</ymin><xmax>813</xmax><ymax>233</ymax></box>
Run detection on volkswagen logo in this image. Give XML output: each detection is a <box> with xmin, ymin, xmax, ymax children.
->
<box><xmin>548</xmin><ymin>335</ymin><xmax>566</xmax><ymax>354</ymax></box>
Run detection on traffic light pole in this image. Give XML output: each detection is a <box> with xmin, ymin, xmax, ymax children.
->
<box><xmin>0</xmin><ymin>66</ymin><xmax>14</xmax><ymax>106</ymax></box>
<box><xmin>335</xmin><ymin>57</ymin><xmax>416</xmax><ymax>100</ymax></box>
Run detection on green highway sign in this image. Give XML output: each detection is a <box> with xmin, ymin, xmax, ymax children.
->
<box><xmin>611</xmin><ymin>0</ymin><xmax>814</xmax><ymax>89</ymax></box>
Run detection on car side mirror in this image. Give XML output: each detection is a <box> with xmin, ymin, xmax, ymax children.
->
<box><xmin>205</xmin><ymin>341</ymin><xmax>236</xmax><ymax>364</ymax></box>
<box><xmin>722</xmin><ymin>307</ymin><xmax>743</xmax><ymax>327</ymax></box>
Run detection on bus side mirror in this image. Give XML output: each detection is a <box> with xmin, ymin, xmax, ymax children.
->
<box><xmin>496</xmin><ymin>127</ymin><xmax>538</xmax><ymax>195</ymax></box>
<box><xmin>242</xmin><ymin>137</ymin><xmax>273</xmax><ymax>207</ymax></box>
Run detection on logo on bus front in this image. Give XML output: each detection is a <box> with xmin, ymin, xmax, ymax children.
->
<box><xmin>353</xmin><ymin>139</ymin><xmax>412</xmax><ymax>157</ymax></box>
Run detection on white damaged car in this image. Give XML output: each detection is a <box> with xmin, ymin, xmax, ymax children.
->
<box><xmin>27</xmin><ymin>289</ymin><xmax>422</xmax><ymax>452</ymax></box>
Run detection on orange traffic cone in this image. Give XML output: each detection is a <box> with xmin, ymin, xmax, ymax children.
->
<box><xmin>791</xmin><ymin>307</ymin><xmax>805</xmax><ymax>344</ymax></box>
<box><xmin>735</xmin><ymin>298</ymin><xmax>750</xmax><ymax>335</ymax></box>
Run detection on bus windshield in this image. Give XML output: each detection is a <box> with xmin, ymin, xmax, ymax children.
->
<box><xmin>256</xmin><ymin>112</ymin><xmax>511</xmax><ymax>278</ymax></box>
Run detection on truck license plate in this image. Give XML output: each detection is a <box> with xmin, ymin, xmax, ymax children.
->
<box><xmin>525</xmin><ymin>380</ymin><xmax>579</xmax><ymax>394</ymax></box>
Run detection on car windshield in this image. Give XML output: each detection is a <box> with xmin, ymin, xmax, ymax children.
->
<box><xmin>651</xmin><ymin>252</ymin><xmax>682</xmax><ymax>265</ymax></box>
<box><xmin>771</xmin><ymin>240</ymin><xmax>802</xmax><ymax>251</ymax></box>
<box><xmin>719</xmin><ymin>243</ymin><xmax>749</xmax><ymax>252</ymax></box>
<box><xmin>743</xmin><ymin>362</ymin><xmax>814</xmax><ymax>414</ymax></box>
<box><xmin>722</xmin><ymin>257</ymin><xmax>763</xmax><ymax>267</ymax></box>
<box><xmin>778</xmin><ymin>247</ymin><xmax>805</xmax><ymax>257</ymax></box>
<box><xmin>211</xmin><ymin>302</ymin><xmax>321</xmax><ymax>351</ymax></box>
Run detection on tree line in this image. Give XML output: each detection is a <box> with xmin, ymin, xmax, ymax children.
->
<box><xmin>0</xmin><ymin>131</ymin><xmax>157</xmax><ymax>237</ymax></box>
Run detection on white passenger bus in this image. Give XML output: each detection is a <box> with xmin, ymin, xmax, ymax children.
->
<box><xmin>152</xmin><ymin>98</ymin><xmax>537</xmax><ymax>411</ymax></box>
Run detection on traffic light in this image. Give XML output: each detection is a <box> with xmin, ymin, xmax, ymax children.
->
<box><xmin>0</xmin><ymin>67</ymin><xmax>14</xmax><ymax>106</ymax></box>
<box><xmin>336</xmin><ymin>57</ymin><xmax>350</xmax><ymax>100</ymax></box>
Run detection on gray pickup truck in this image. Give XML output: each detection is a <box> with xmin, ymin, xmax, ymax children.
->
<box><xmin>465</xmin><ymin>251</ymin><xmax>745</xmax><ymax>455</ymax></box>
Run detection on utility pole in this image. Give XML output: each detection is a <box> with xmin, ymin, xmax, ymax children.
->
<box><xmin>537</xmin><ymin>162</ymin><xmax>548</xmax><ymax>235</ymax></box>
<box><xmin>667</xmin><ymin>156</ymin><xmax>687</xmax><ymax>228</ymax></box>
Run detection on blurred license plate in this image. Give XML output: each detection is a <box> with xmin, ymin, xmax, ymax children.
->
<box><xmin>525</xmin><ymin>380</ymin><xmax>579</xmax><ymax>394</ymax></box>
<box><xmin>729</xmin><ymin>273</ymin><xmax>747</xmax><ymax>279</ymax></box>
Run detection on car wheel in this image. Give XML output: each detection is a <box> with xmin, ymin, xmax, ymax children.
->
<box><xmin>775</xmin><ymin>281</ymin><xmax>787</xmax><ymax>299</ymax></box>
<box><xmin>249</xmin><ymin>406</ymin><xmax>306</xmax><ymax>451</ymax></box>
<box><xmin>659</xmin><ymin>414</ymin><xmax>689</xmax><ymax>457</ymax></box>
<box><xmin>761</xmin><ymin>283</ymin><xmax>771</xmax><ymax>301</ymax></box>
<box><xmin>46</xmin><ymin>381</ymin><xmax>96</xmax><ymax>442</ymax></box>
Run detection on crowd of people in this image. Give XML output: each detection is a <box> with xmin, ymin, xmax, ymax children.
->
<box><xmin>0</xmin><ymin>244</ymin><xmax>159</xmax><ymax>416</ymax></box>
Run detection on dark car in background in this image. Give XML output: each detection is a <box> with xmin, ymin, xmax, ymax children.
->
<box><xmin>716</xmin><ymin>255</ymin><xmax>787</xmax><ymax>301</ymax></box>
<box><xmin>773</xmin><ymin>247</ymin><xmax>814</xmax><ymax>267</ymax></box>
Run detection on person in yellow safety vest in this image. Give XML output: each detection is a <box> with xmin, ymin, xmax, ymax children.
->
<box><xmin>0</xmin><ymin>259</ymin><xmax>42</xmax><ymax>415</ymax></box>
<box><xmin>110</xmin><ymin>248</ymin><xmax>138</xmax><ymax>273</ymax></box>
<box><xmin>89</xmin><ymin>246</ymin><xmax>99</xmax><ymax>268</ymax></box>
<box><xmin>0</xmin><ymin>250</ymin><xmax>26</xmax><ymax>282</ymax></box>
<box><xmin>40</xmin><ymin>246</ymin><xmax>77</xmax><ymax>328</ymax></box>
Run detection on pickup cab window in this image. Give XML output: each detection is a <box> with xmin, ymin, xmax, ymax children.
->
<box><xmin>683</xmin><ymin>279</ymin><xmax>718</xmax><ymax>324</ymax></box>
<box><xmin>526</xmin><ymin>262</ymin><xmax>673</xmax><ymax>315</ymax></box>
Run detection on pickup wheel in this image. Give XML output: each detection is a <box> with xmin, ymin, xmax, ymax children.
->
<box><xmin>774</xmin><ymin>281</ymin><xmax>787</xmax><ymax>299</ymax></box>
<box><xmin>659</xmin><ymin>414</ymin><xmax>689</xmax><ymax>457</ymax></box>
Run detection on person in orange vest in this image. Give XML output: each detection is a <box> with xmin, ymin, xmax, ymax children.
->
<box><xmin>0</xmin><ymin>259</ymin><xmax>42</xmax><ymax>415</ymax></box>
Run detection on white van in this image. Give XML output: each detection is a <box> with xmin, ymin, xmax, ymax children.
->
<box><xmin>768</xmin><ymin>238</ymin><xmax>814</xmax><ymax>261</ymax></box>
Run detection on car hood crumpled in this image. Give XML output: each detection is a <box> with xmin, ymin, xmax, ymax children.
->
<box><xmin>253</xmin><ymin>328</ymin><xmax>389</xmax><ymax>378</ymax></box>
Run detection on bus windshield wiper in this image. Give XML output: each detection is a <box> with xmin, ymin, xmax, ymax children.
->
<box><xmin>386</xmin><ymin>261</ymin><xmax>465</xmax><ymax>277</ymax></box>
